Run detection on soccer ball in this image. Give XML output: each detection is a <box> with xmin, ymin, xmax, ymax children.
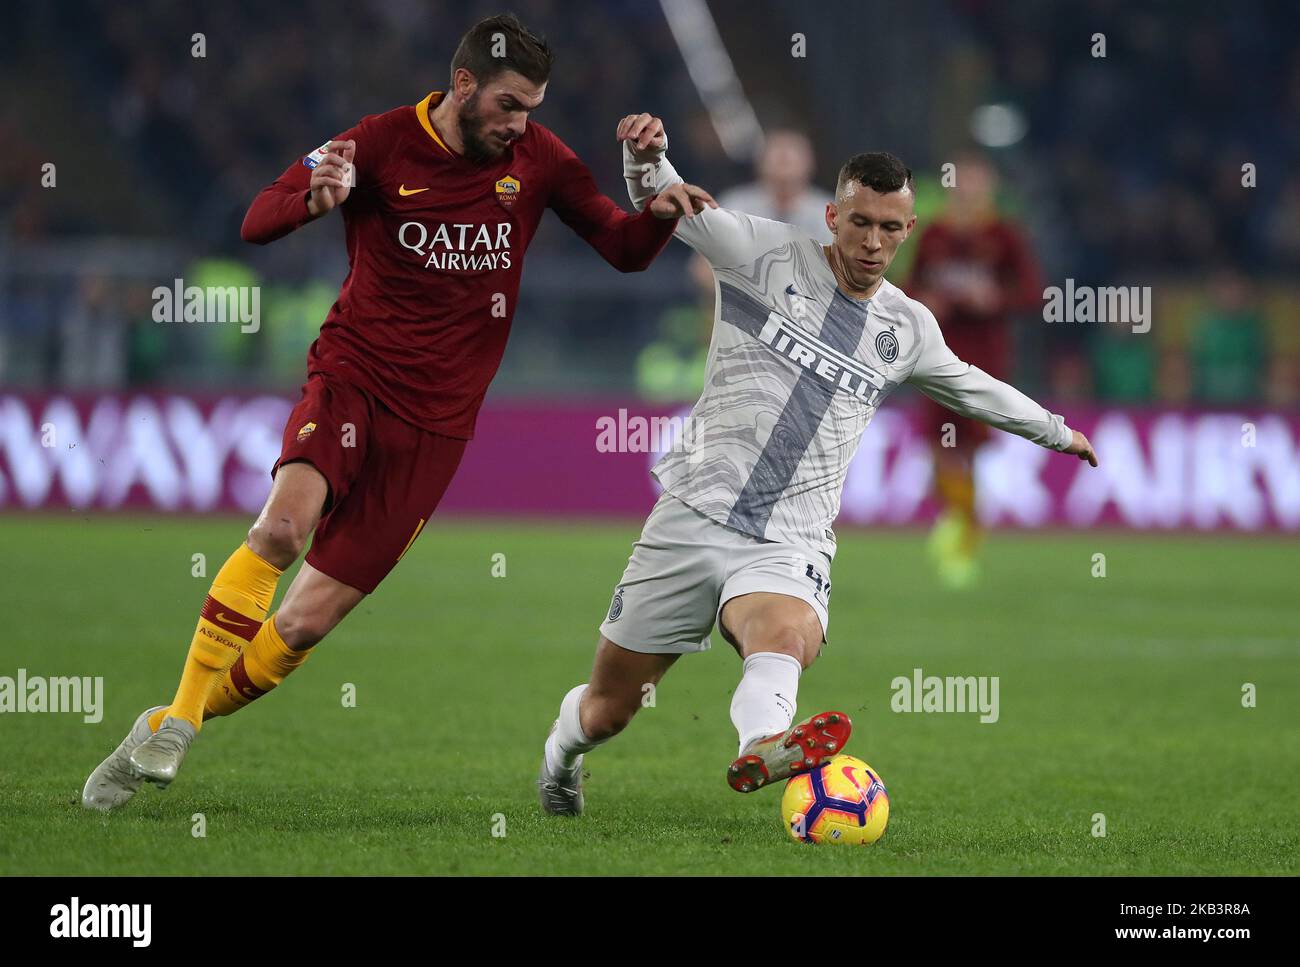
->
<box><xmin>781</xmin><ymin>754</ymin><xmax>890</xmax><ymax>845</ymax></box>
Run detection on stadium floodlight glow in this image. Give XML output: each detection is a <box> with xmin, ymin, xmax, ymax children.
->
<box><xmin>657</xmin><ymin>0</ymin><xmax>765</xmax><ymax>162</ymax></box>
<box><xmin>970</xmin><ymin>102</ymin><xmax>1028</xmax><ymax>148</ymax></box>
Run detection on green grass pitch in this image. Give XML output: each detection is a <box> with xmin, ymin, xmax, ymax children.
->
<box><xmin>1</xmin><ymin>514</ymin><xmax>1296</xmax><ymax>875</ymax></box>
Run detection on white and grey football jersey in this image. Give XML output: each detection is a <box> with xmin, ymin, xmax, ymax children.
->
<box><xmin>624</xmin><ymin>143</ymin><xmax>1073</xmax><ymax>558</ymax></box>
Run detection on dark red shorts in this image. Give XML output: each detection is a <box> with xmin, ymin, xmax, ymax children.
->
<box><xmin>273</xmin><ymin>372</ymin><xmax>466</xmax><ymax>593</ymax></box>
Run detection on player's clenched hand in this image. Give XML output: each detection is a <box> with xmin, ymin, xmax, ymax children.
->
<box><xmin>616</xmin><ymin>113</ymin><xmax>667</xmax><ymax>154</ymax></box>
<box><xmin>307</xmin><ymin>139</ymin><xmax>356</xmax><ymax>217</ymax></box>
<box><xmin>1065</xmin><ymin>429</ymin><xmax>1098</xmax><ymax>467</ymax></box>
<box><xmin>650</xmin><ymin>183</ymin><xmax>717</xmax><ymax>220</ymax></box>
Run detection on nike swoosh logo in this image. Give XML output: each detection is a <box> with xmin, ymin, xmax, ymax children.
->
<box><xmin>398</xmin><ymin>185</ymin><xmax>429</xmax><ymax>196</ymax></box>
<box><xmin>214</xmin><ymin>611</ymin><xmax>259</xmax><ymax>631</ymax></box>
<box><xmin>841</xmin><ymin>765</ymin><xmax>883</xmax><ymax>805</ymax></box>
<box><xmin>842</xmin><ymin>765</ymin><xmax>868</xmax><ymax>795</ymax></box>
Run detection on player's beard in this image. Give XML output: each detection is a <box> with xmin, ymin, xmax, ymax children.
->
<box><xmin>458</xmin><ymin>90</ymin><xmax>508</xmax><ymax>164</ymax></box>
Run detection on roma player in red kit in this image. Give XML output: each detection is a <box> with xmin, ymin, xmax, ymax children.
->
<box><xmin>81</xmin><ymin>14</ymin><xmax>717</xmax><ymax>810</ymax></box>
<box><xmin>906</xmin><ymin>154</ymin><xmax>1042</xmax><ymax>588</ymax></box>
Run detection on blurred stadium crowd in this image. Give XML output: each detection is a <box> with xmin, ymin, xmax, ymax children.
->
<box><xmin>1</xmin><ymin>0</ymin><xmax>1296</xmax><ymax>405</ymax></box>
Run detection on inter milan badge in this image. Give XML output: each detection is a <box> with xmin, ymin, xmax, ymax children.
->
<box><xmin>494</xmin><ymin>174</ymin><xmax>521</xmax><ymax>208</ymax></box>
<box><xmin>607</xmin><ymin>586</ymin><xmax>624</xmax><ymax>622</ymax></box>
<box><xmin>875</xmin><ymin>327</ymin><xmax>899</xmax><ymax>363</ymax></box>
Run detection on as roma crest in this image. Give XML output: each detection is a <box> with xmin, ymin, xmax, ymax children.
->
<box><xmin>494</xmin><ymin>175</ymin><xmax>521</xmax><ymax>208</ymax></box>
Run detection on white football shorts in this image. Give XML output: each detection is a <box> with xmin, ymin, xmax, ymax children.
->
<box><xmin>598</xmin><ymin>491</ymin><xmax>832</xmax><ymax>655</ymax></box>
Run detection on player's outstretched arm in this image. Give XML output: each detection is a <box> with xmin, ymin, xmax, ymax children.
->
<box><xmin>616</xmin><ymin>115</ymin><xmax>716</xmax><ymax>220</ymax></box>
<box><xmin>618</xmin><ymin>113</ymin><xmax>801</xmax><ymax>270</ymax></box>
<box><xmin>619</xmin><ymin>113</ymin><xmax>674</xmax><ymax>212</ymax></box>
<box><xmin>908</xmin><ymin>304</ymin><xmax>1098</xmax><ymax>466</ymax></box>
<box><xmin>241</xmin><ymin>139</ymin><xmax>356</xmax><ymax>245</ymax></box>
<box><xmin>546</xmin><ymin>122</ymin><xmax>705</xmax><ymax>272</ymax></box>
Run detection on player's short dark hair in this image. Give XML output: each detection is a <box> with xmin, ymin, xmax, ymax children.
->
<box><xmin>451</xmin><ymin>14</ymin><xmax>554</xmax><ymax>87</ymax></box>
<box><xmin>836</xmin><ymin>152</ymin><xmax>914</xmax><ymax>200</ymax></box>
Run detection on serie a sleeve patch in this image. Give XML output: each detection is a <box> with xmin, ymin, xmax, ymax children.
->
<box><xmin>302</xmin><ymin>141</ymin><xmax>332</xmax><ymax>169</ymax></box>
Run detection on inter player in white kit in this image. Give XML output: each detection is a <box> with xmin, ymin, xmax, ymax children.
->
<box><xmin>538</xmin><ymin>115</ymin><xmax>1099</xmax><ymax>814</ymax></box>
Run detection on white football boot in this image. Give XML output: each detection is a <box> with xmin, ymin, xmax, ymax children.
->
<box><xmin>128</xmin><ymin>715</ymin><xmax>198</xmax><ymax>788</ymax></box>
<box><xmin>537</xmin><ymin>722</ymin><xmax>585</xmax><ymax>816</ymax></box>
<box><xmin>81</xmin><ymin>705</ymin><xmax>167</xmax><ymax>812</ymax></box>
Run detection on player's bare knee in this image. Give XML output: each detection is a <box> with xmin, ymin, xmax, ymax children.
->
<box><xmin>247</xmin><ymin>516</ymin><xmax>309</xmax><ymax>569</ymax></box>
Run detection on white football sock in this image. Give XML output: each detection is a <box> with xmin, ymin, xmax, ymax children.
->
<box><xmin>730</xmin><ymin>651</ymin><xmax>802</xmax><ymax>755</ymax></box>
<box><xmin>545</xmin><ymin>683</ymin><xmax>605</xmax><ymax>774</ymax></box>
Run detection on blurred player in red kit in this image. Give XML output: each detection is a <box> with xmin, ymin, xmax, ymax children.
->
<box><xmin>906</xmin><ymin>153</ymin><xmax>1042</xmax><ymax>588</ymax></box>
<box><xmin>81</xmin><ymin>13</ymin><xmax>716</xmax><ymax>810</ymax></box>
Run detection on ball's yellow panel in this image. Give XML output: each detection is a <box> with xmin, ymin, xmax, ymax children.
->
<box><xmin>780</xmin><ymin>754</ymin><xmax>890</xmax><ymax>845</ymax></box>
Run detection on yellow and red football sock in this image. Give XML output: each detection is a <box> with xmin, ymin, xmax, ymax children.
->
<box><xmin>150</xmin><ymin>544</ymin><xmax>282</xmax><ymax>731</ymax></box>
<box><xmin>204</xmin><ymin>613</ymin><xmax>314</xmax><ymax>719</ymax></box>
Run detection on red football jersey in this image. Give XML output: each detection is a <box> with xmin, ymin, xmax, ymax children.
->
<box><xmin>242</xmin><ymin>91</ymin><xmax>677</xmax><ymax>438</ymax></box>
<box><xmin>904</xmin><ymin>219</ymin><xmax>1041</xmax><ymax>375</ymax></box>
